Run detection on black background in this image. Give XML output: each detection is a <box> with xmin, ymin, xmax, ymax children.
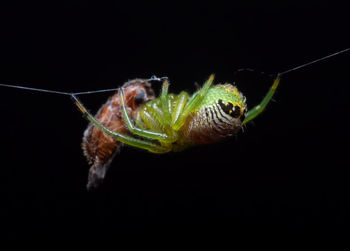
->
<box><xmin>1</xmin><ymin>0</ymin><xmax>349</xmax><ymax>243</ymax></box>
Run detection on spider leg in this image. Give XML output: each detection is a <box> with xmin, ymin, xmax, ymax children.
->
<box><xmin>242</xmin><ymin>75</ymin><xmax>280</xmax><ymax>125</ymax></box>
<box><xmin>159</xmin><ymin>81</ymin><xmax>191</xmax><ymax>140</ymax></box>
<box><xmin>73</xmin><ymin>95</ymin><xmax>170</xmax><ymax>153</ymax></box>
<box><xmin>171</xmin><ymin>91</ymin><xmax>189</xmax><ymax>124</ymax></box>
<box><xmin>172</xmin><ymin>74</ymin><xmax>214</xmax><ymax>130</ymax></box>
<box><xmin>160</xmin><ymin>79</ymin><xmax>172</xmax><ymax>126</ymax></box>
<box><xmin>119</xmin><ymin>88</ymin><xmax>170</xmax><ymax>141</ymax></box>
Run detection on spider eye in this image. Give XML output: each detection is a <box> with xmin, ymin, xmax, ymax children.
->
<box><xmin>134</xmin><ymin>90</ymin><xmax>146</xmax><ymax>105</ymax></box>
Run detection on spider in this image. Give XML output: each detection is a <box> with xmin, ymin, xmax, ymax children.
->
<box><xmin>0</xmin><ymin>48</ymin><xmax>348</xmax><ymax>189</ymax></box>
<box><xmin>76</xmin><ymin>74</ymin><xmax>279</xmax><ymax>188</ymax></box>
<box><xmin>74</xmin><ymin>74</ymin><xmax>278</xmax><ymax>154</ymax></box>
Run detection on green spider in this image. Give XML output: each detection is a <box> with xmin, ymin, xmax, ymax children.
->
<box><xmin>73</xmin><ymin>74</ymin><xmax>280</xmax><ymax>154</ymax></box>
<box><xmin>0</xmin><ymin>48</ymin><xmax>348</xmax><ymax>189</ymax></box>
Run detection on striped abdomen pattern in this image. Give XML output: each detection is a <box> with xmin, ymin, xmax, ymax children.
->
<box><xmin>181</xmin><ymin>99</ymin><xmax>246</xmax><ymax>145</ymax></box>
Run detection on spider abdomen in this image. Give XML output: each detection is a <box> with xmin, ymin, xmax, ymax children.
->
<box><xmin>177</xmin><ymin>84</ymin><xmax>247</xmax><ymax>145</ymax></box>
<box><xmin>180</xmin><ymin>103</ymin><xmax>243</xmax><ymax>145</ymax></box>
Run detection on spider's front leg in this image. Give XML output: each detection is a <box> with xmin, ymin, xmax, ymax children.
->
<box><xmin>172</xmin><ymin>74</ymin><xmax>215</xmax><ymax>130</ymax></box>
<box><xmin>73</xmin><ymin>95</ymin><xmax>170</xmax><ymax>153</ymax></box>
<box><xmin>242</xmin><ymin>75</ymin><xmax>280</xmax><ymax>125</ymax></box>
<box><xmin>119</xmin><ymin>87</ymin><xmax>170</xmax><ymax>141</ymax></box>
<box><xmin>160</xmin><ymin>79</ymin><xmax>172</xmax><ymax>126</ymax></box>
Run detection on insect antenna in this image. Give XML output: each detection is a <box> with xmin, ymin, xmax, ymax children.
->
<box><xmin>147</xmin><ymin>75</ymin><xmax>168</xmax><ymax>82</ymax></box>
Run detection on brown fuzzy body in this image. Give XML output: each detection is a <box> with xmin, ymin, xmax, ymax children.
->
<box><xmin>82</xmin><ymin>79</ymin><xmax>154</xmax><ymax>189</ymax></box>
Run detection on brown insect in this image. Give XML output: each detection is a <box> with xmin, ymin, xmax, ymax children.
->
<box><xmin>81</xmin><ymin>79</ymin><xmax>155</xmax><ymax>189</ymax></box>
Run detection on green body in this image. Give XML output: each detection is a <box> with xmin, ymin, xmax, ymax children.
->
<box><xmin>75</xmin><ymin>74</ymin><xmax>280</xmax><ymax>153</ymax></box>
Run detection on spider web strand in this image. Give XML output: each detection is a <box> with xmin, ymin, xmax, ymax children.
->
<box><xmin>278</xmin><ymin>47</ymin><xmax>350</xmax><ymax>77</ymax></box>
<box><xmin>0</xmin><ymin>48</ymin><xmax>349</xmax><ymax>95</ymax></box>
<box><xmin>0</xmin><ymin>83</ymin><xmax>121</xmax><ymax>96</ymax></box>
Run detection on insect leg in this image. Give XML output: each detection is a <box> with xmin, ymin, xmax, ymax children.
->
<box><xmin>172</xmin><ymin>74</ymin><xmax>214</xmax><ymax>130</ymax></box>
<box><xmin>242</xmin><ymin>75</ymin><xmax>280</xmax><ymax>125</ymax></box>
<box><xmin>73</xmin><ymin>95</ymin><xmax>170</xmax><ymax>153</ymax></box>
